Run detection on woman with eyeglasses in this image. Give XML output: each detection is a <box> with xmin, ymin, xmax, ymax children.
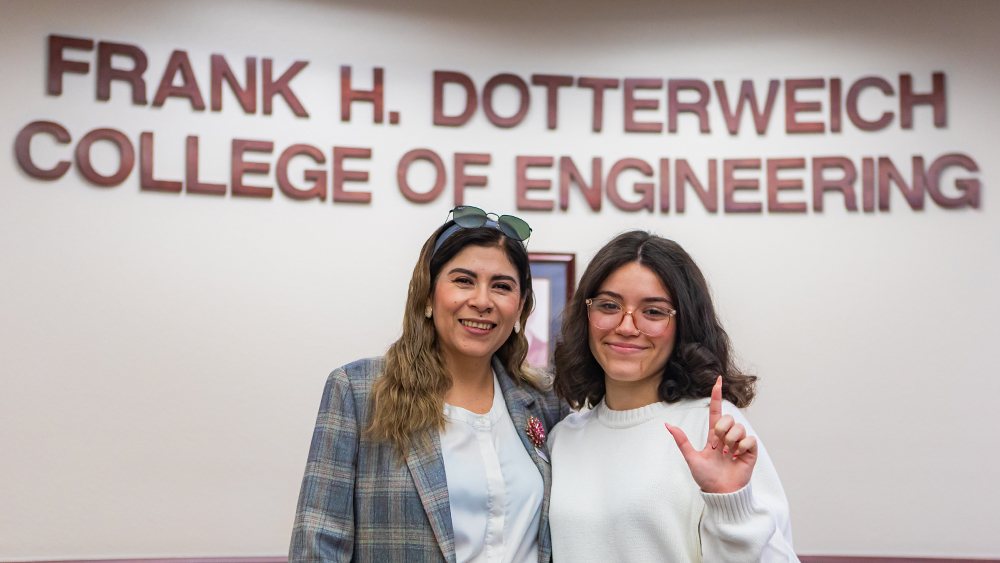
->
<box><xmin>548</xmin><ymin>231</ymin><xmax>799</xmax><ymax>562</ymax></box>
<box><xmin>290</xmin><ymin>207</ymin><xmax>568</xmax><ymax>563</ymax></box>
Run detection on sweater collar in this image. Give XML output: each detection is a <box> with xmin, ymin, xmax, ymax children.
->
<box><xmin>596</xmin><ymin>397</ymin><xmax>671</xmax><ymax>429</ymax></box>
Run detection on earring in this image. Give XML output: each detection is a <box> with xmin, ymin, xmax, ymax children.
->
<box><xmin>425</xmin><ymin>305</ymin><xmax>433</xmax><ymax>319</ymax></box>
<box><xmin>514</xmin><ymin>320</ymin><xmax>521</xmax><ymax>333</ymax></box>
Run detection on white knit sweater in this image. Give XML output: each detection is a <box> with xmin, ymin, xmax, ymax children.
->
<box><xmin>548</xmin><ymin>397</ymin><xmax>799</xmax><ymax>563</ymax></box>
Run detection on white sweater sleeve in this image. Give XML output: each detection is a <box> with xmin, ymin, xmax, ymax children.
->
<box><xmin>697</xmin><ymin>407</ymin><xmax>800</xmax><ymax>563</ymax></box>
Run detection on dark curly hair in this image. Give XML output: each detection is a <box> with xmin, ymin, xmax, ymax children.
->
<box><xmin>553</xmin><ymin>230</ymin><xmax>756</xmax><ymax>409</ymax></box>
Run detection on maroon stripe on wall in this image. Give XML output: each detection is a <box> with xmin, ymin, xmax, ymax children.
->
<box><xmin>10</xmin><ymin>558</ymin><xmax>999</xmax><ymax>563</ymax></box>
<box><xmin>800</xmin><ymin>558</ymin><xmax>1000</xmax><ymax>562</ymax></box>
<box><xmin>14</xmin><ymin>559</ymin><xmax>287</xmax><ymax>563</ymax></box>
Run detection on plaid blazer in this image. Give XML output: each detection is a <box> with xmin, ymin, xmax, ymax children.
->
<box><xmin>289</xmin><ymin>356</ymin><xmax>569</xmax><ymax>563</ymax></box>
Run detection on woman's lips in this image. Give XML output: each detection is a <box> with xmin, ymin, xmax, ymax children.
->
<box><xmin>606</xmin><ymin>341</ymin><xmax>647</xmax><ymax>353</ymax></box>
<box><xmin>460</xmin><ymin>319</ymin><xmax>497</xmax><ymax>333</ymax></box>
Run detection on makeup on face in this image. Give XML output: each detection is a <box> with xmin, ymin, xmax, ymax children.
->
<box><xmin>431</xmin><ymin>245</ymin><xmax>524</xmax><ymax>367</ymax></box>
<box><xmin>587</xmin><ymin>262</ymin><xmax>677</xmax><ymax>388</ymax></box>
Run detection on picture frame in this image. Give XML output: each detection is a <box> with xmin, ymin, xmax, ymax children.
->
<box><xmin>525</xmin><ymin>252</ymin><xmax>576</xmax><ymax>370</ymax></box>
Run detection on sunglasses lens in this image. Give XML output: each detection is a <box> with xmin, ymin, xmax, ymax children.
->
<box><xmin>498</xmin><ymin>215</ymin><xmax>532</xmax><ymax>241</ymax></box>
<box><xmin>452</xmin><ymin>206</ymin><xmax>488</xmax><ymax>228</ymax></box>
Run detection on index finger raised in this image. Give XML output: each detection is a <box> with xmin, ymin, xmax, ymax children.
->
<box><xmin>708</xmin><ymin>376</ymin><xmax>723</xmax><ymax>433</ymax></box>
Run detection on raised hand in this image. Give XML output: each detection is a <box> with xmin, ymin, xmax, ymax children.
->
<box><xmin>664</xmin><ymin>376</ymin><xmax>757</xmax><ymax>494</ymax></box>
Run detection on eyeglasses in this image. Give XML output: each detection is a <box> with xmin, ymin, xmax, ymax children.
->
<box><xmin>433</xmin><ymin>206</ymin><xmax>532</xmax><ymax>253</ymax></box>
<box><xmin>585</xmin><ymin>297</ymin><xmax>676</xmax><ymax>336</ymax></box>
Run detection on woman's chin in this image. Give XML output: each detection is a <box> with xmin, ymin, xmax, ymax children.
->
<box><xmin>445</xmin><ymin>339</ymin><xmax>503</xmax><ymax>362</ymax></box>
<box><xmin>602</xmin><ymin>363</ymin><xmax>648</xmax><ymax>383</ymax></box>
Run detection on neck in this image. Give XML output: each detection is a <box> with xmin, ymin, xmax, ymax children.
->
<box><xmin>442</xmin><ymin>352</ymin><xmax>495</xmax><ymax>414</ymax></box>
<box><xmin>603</xmin><ymin>374</ymin><xmax>662</xmax><ymax>411</ymax></box>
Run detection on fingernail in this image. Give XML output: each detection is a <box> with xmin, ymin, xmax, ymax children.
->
<box><xmin>723</xmin><ymin>448</ymin><xmax>728</xmax><ymax>454</ymax></box>
<box><xmin>711</xmin><ymin>445</ymin><xmax>717</xmax><ymax>450</ymax></box>
<box><xmin>732</xmin><ymin>455</ymin><xmax>738</xmax><ymax>460</ymax></box>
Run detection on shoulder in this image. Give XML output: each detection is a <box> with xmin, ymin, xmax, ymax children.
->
<box><xmin>335</xmin><ymin>356</ymin><xmax>384</xmax><ymax>382</ymax></box>
<box><xmin>331</xmin><ymin>356</ymin><xmax>383</xmax><ymax>388</ymax></box>
<box><xmin>668</xmin><ymin>397</ymin><xmax>757</xmax><ymax>433</ymax></box>
<box><xmin>321</xmin><ymin>356</ymin><xmax>384</xmax><ymax>413</ymax></box>
<box><xmin>549</xmin><ymin>407</ymin><xmax>596</xmax><ymax>443</ymax></box>
<box><xmin>493</xmin><ymin>357</ymin><xmax>569</xmax><ymax>427</ymax></box>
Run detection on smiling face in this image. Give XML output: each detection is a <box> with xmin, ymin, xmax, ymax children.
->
<box><xmin>588</xmin><ymin>261</ymin><xmax>677</xmax><ymax>404</ymax></box>
<box><xmin>430</xmin><ymin>244</ymin><xmax>525</xmax><ymax>369</ymax></box>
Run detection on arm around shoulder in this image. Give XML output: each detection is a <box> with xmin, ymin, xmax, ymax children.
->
<box><xmin>289</xmin><ymin>366</ymin><xmax>361</xmax><ymax>563</ymax></box>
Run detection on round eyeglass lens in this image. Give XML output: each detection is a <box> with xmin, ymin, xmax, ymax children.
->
<box><xmin>452</xmin><ymin>206</ymin><xmax>488</xmax><ymax>228</ymax></box>
<box><xmin>588</xmin><ymin>299</ymin><xmax>623</xmax><ymax>330</ymax></box>
<box><xmin>498</xmin><ymin>215</ymin><xmax>531</xmax><ymax>240</ymax></box>
<box><xmin>635</xmin><ymin>314</ymin><xmax>670</xmax><ymax>336</ymax></box>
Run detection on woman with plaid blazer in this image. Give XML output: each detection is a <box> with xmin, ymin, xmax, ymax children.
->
<box><xmin>290</xmin><ymin>210</ymin><xmax>569</xmax><ymax>563</ymax></box>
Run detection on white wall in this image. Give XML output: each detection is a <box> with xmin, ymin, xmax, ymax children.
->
<box><xmin>1</xmin><ymin>0</ymin><xmax>998</xmax><ymax>559</ymax></box>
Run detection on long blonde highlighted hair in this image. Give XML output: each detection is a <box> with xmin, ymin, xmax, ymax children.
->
<box><xmin>367</xmin><ymin>221</ymin><xmax>542</xmax><ymax>456</ymax></box>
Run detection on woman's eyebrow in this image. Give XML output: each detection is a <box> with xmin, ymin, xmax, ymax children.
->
<box><xmin>595</xmin><ymin>290</ymin><xmax>672</xmax><ymax>305</ymax></box>
<box><xmin>491</xmin><ymin>274</ymin><xmax>517</xmax><ymax>284</ymax></box>
<box><xmin>448</xmin><ymin>268</ymin><xmax>478</xmax><ymax>278</ymax></box>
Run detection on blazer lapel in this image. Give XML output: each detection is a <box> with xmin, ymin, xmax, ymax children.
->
<box><xmin>495</xmin><ymin>359</ymin><xmax>544</xmax><ymax>462</ymax></box>
<box><xmin>406</xmin><ymin>430</ymin><xmax>457</xmax><ymax>563</ymax></box>
<box><xmin>493</xmin><ymin>357</ymin><xmax>554</xmax><ymax>563</ymax></box>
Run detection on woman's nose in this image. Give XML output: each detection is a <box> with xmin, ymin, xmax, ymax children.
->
<box><xmin>614</xmin><ymin>311</ymin><xmax>641</xmax><ymax>336</ymax></box>
<box><xmin>468</xmin><ymin>285</ymin><xmax>493</xmax><ymax>312</ymax></box>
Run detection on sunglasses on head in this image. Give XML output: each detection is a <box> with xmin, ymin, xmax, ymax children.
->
<box><xmin>433</xmin><ymin>206</ymin><xmax>532</xmax><ymax>254</ymax></box>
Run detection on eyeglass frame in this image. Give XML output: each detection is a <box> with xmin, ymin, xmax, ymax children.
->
<box><xmin>432</xmin><ymin>206</ymin><xmax>532</xmax><ymax>254</ymax></box>
<box><xmin>584</xmin><ymin>297</ymin><xmax>677</xmax><ymax>336</ymax></box>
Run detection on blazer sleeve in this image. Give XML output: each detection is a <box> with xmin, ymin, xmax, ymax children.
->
<box><xmin>289</xmin><ymin>367</ymin><xmax>359</xmax><ymax>563</ymax></box>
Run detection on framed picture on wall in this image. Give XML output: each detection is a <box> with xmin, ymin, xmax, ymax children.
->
<box><xmin>526</xmin><ymin>252</ymin><xmax>576</xmax><ymax>370</ymax></box>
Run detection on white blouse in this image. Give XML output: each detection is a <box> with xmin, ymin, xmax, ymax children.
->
<box><xmin>440</xmin><ymin>372</ymin><xmax>544</xmax><ymax>563</ymax></box>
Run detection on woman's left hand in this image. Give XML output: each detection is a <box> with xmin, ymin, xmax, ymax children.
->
<box><xmin>664</xmin><ymin>376</ymin><xmax>757</xmax><ymax>494</ymax></box>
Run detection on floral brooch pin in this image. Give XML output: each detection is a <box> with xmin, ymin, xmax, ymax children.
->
<box><xmin>526</xmin><ymin>416</ymin><xmax>549</xmax><ymax>463</ymax></box>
